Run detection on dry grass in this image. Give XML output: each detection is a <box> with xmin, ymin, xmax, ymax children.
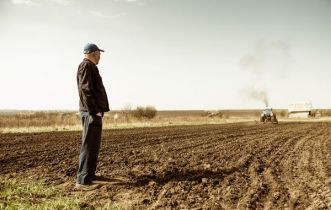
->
<box><xmin>0</xmin><ymin>111</ymin><xmax>80</xmax><ymax>128</ymax></box>
<box><xmin>1</xmin><ymin>109</ymin><xmax>330</xmax><ymax>133</ymax></box>
<box><xmin>0</xmin><ymin>110</ymin><xmax>254</xmax><ymax>133</ymax></box>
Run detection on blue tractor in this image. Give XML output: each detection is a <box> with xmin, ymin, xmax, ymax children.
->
<box><xmin>260</xmin><ymin>108</ymin><xmax>278</xmax><ymax>124</ymax></box>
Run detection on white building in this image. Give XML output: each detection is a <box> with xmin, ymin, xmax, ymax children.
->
<box><xmin>288</xmin><ymin>101</ymin><xmax>313</xmax><ymax>118</ymax></box>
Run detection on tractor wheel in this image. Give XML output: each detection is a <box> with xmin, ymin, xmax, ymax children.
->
<box><xmin>260</xmin><ymin>116</ymin><xmax>264</xmax><ymax>122</ymax></box>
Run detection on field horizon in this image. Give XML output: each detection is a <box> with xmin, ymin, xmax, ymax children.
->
<box><xmin>1</xmin><ymin>108</ymin><xmax>331</xmax><ymax>134</ymax></box>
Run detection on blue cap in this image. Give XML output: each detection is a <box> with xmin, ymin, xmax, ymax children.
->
<box><xmin>83</xmin><ymin>43</ymin><xmax>104</xmax><ymax>54</ymax></box>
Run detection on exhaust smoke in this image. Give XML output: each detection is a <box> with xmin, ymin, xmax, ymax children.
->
<box><xmin>252</xmin><ymin>90</ymin><xmax>269</xmax><ymax>107</ymax></box>
<box><xmin>242</xmin><ymin>86</ymin><xmax>269</xmax><ymax>107</ymax></box>
<box><xmin>239</xmin><ymin>40</ymin><xmax>292</xmax><ymax>107</ymax></box>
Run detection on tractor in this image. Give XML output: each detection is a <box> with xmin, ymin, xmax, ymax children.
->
<box><xmin>260</xmin><ymin>108</ymin><xmax>278</xmax><ymax>124</ymax></box>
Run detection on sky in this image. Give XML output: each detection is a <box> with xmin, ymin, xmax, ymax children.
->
<box><xmin>0</xmin><ymin>0</ymin><xmax>330</xmax><ymax>110</ymax></box>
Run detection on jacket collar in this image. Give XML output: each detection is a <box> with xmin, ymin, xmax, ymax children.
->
<box><xmin>83</xmin><ymin>58</ymin><xmax>96</xmax><ymax>66</ymax></box>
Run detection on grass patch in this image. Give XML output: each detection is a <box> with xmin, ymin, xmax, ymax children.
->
<box><xmin>0</xmin><ymin>177</ymin><xmax>120</xmax><ymax>210</ymax></box>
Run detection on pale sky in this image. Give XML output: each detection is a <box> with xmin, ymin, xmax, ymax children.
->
<box><xmin>0</xmin><ymin>0</ymin><xmax>330</xmax><ymax>110</ymax></box>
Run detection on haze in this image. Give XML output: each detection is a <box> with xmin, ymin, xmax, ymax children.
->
<box><xmin>0</xmin><ymin>0</ymin><xmax>330</xmax><ymax>110</ymax></box>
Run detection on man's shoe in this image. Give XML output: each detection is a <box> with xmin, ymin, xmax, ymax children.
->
<box><xmin>75</xmin><ymin>182</ymin><xmax>100</xmax><ymax>191</ymax></box>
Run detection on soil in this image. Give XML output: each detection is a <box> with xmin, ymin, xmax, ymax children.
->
<box><xmin>0</xmin><ymin>122</ymin><xmax>330</xmax><ymax>209</ymax></box>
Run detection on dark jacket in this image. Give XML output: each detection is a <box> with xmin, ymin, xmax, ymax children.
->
<box><xmin>77</xmin><ymin>58</ymin><xmax>110</xmax><ymax>115</ymax></box>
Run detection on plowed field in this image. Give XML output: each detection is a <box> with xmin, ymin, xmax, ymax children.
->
<box><xmin>0</xmin><ymin>122</ymin><xmax>330</xmax><ymax>209</ymax></box>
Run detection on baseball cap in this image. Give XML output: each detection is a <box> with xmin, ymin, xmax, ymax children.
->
<box><xmin>83</xmin><ymin>43</ymin><xmax>104</xmax><ymax>54</ymax></box>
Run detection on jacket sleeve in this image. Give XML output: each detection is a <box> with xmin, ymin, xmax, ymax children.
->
<box><xmin>79</xmin><ymin>64</ymin><xmax>100</xmax><ymax>115</ymax></box>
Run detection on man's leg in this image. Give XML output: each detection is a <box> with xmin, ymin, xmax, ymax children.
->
<box><xmin>76</xmin><ymin>112</ymin><xmax>102</xmax><ymax>184</ymax></box>
<box><xmin>88</xmin><ymin>116</ymin><xmax>102</xmax><ymax>178</ymax></box>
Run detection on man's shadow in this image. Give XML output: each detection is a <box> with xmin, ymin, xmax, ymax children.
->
<box><xmin>117</xmin><ymin>167</ymin><xmax>238</xmax><ymax>187</ymax></box>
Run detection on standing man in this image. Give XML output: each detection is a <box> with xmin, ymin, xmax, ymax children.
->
<box><xmin>76</xmin><ymin>43</ymin><xmax>110</xmax><ymax>187</ymax></box>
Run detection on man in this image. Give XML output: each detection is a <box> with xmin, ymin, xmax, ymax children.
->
<box><xmin>76</xmin><ymin>43</ymin><xmax>110</xmax><ymax>187</ymax></box>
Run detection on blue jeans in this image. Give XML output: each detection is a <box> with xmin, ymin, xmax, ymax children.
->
<box><xmin>76</xmin><ymin>111</ymin><xmax>103</xmax><ymax>184</ymax></box>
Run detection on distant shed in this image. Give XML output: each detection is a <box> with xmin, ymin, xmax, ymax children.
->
<box><xmin>288</xmin><ymin>101</ymin><xmax>312</xmax><ymax>118</ymax></box>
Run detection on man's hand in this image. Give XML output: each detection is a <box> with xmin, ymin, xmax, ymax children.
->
<box><xmin>96</xmin><ymin>112</ymin><xmax>102</xmax><ymax>117</ymax></box>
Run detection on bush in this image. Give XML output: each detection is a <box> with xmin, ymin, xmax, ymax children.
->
<box><xmin>318</xmin><ymin>109</ymin><xmax>331</xmax><ymax>117</ymax></box>
<box><xmin>133</xmin><ymin>106</ymin><xmax>157</xmax><ymax>119</ymax></box>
